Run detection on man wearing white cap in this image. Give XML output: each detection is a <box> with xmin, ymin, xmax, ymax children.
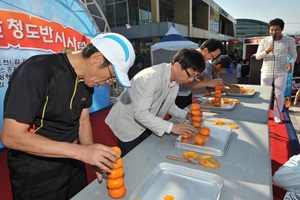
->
<box><xmin>105</xmin><ymin>48</ymin><xmax>206</xmax><ymax>157</ymax></box>
<box><xmin>0</xmin><ymin>32</ymin><xmax>135</xmax><ymax>199</ymax></box>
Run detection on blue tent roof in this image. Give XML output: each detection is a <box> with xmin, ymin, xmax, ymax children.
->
<box><xmin>151</xmin><ymin>26</ymin><xmax>198</xmax><ymax>51</ymax></box>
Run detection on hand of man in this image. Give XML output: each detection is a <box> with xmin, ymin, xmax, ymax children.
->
<box><xmin>285</xmin><ymin>63</ymin><xmax>292</xmax><ymax>73</ymax></box>
<box><xmin>186</xmin><ymin>112</ymin><xmax>193</xmax><ymax>121</ymax></box>
<box><xmin>207</xmin><ymin>78</ymin><xmax>223</xmax><ymax>88</ymax></box>
<box><xmin>78</xmin><ymin>144</ymin><xmax>120</xmax><ymax>181</ymax></box>
<box><xmin>172</xmin><ymin>123</ymin><xmax>198</xmax><ymax>136</ymax></box>
<box><xmin>265</xmin><ymin>44</ymin><xmax>274</xmax><ymax>54</ymax></box>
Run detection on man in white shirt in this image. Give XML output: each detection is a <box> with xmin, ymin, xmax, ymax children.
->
<box><xmin>256</xmin><ymin>18</ymin><xmax>297</xmax><ymax>123</ymax></box>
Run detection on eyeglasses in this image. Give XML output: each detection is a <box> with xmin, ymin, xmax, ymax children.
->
<box><xmin>210</xmin><ymin>52</ymin><xmax>217</xmax><ymax>60</ymax></box>
<box><xmin>106</xmin><ymin>66</ymin><xmax>116</xmax><ymax>84</ymax></box>
<box><xmin>184</xmin><ymin>68</ymin><xmax>199</xmax><ymax>81</ymax></box>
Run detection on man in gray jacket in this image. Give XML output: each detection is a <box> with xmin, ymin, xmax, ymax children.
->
<box><xmin>105</xmin><ymin>48</ymin><xmax>206</xmax><ymax>156</ymax></box>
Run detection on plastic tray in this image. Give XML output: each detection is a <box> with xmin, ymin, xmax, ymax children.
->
<box><xmin>128</xmin><ymin>162</ymin><xmax>223</xmax><ymax>200</ymax></box>
<box><xmin>174</xmin><ymin>125</ymin><xmax>233</xmax><ymax>156</ymax></box>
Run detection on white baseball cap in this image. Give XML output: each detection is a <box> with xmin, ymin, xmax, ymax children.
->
<box><xmin>91</xmin><ymin>33</ymin><xmax>135</xmax><ymax>88</ymax></box>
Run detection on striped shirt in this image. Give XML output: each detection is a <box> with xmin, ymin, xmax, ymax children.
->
<box><xmin>256</xmin><ymin>35</ymin><xmax>297</xmax><ymax>75</ymax></box>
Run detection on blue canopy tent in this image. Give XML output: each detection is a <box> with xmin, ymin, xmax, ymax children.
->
<box><xmin>150</xmin><ymin>25</ymin><xmax>199</xmax><ymax>65</ymax></box>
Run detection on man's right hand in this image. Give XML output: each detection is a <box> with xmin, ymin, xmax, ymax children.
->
<box><xmin>171</xmin><ymin>123</ymin><xmax>198</xmax><ymax>136</ymax></box>
<box><xmin>78</xmin><ymin>144</ymin><xmax>120</xmax><ymax>181</ymax></box>
<box><xmin>207</xmin><ymin>78</ymin><xmax>223</xmax><ymax>88</ymax></box>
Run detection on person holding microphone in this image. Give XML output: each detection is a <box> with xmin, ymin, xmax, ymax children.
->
<box><xmin>256</xmin><ymin>18</ymin><xmax>297</xmax><ymax>123</ymax></box>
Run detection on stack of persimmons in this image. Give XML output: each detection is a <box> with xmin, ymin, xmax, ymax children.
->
<box><xmin>106</xmin><ymin>147</ymin><xmax>126</xmax><ymax>199</ymax></box>
<box><xmin>187</xmin><ymin>103</ymin><xmax>211</xmax><ymax>145</ymax></box>
<box><xmin>214</xmin><ymin>86</ymin><xmax>222</xmax><ymax>107</ymax></box>
<box><xmin>190</xmin><ymin>103</ymin><xmax>202</xmax><ymax>128</ymax></box>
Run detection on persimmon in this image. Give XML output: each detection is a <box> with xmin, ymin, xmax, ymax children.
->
<box><xmin>111</xmin><ymin>146</ymin><xmax>122</xmax><ymax>155</ymax></box>
<box><xmin>192</xmin><ymin>121</ymin><xmax>201</xmax><ymax>128</ymax></box>
<box><xmin>214</xmin><ymin>86</ymin><xmax>222</xmax><ymax>92</ymax></box>
<box><xmin>214</xmin><ymin>88</ymin><xmax>222</xmax><ymax>93</ymax></box>
<box><xmin>210</xmin><ymin>98</ymin><xmax>215</xmax><ymax>103</ymax></box>
<box><xmin>214</xmin><ymin>93</ymin><xmax>222</xmax><ymax>98</ymax></box>
<box><xmin>194</xmin><ymin>135</ymin><xmax>206</xmax><ymax>145</ymax></box>
<box><xmin>198</xmin><ymin>155</ymin><xmax>220</xmax><ymax>168</ymax></box>
<box><xmin>112</xmin><ymin>158</ymin><xmax>123</xmax><ymax>169</ymax></box>
<box><xmin>199</xmin><ymin>127</ymin><xmax>210</xmax><ymax>136</ymax></box>
<box><xmin>214</xmin><ymin>97</ymin><xmax>221</xmax><ymax>102</ymax></box>
<box><xmin>230</xmin><ymin>123</ymin><xmax>238</xmax><ymax>129</ymax></box>
<box><xmin>214</xmin><ymin>101</ymin><xmax>221</xmax><ymax>107</ymax></box>
<box><xmin>164</xmin><ymin>195</ymin><xmax>174</xmax><ymax>200</ymax></box>
<box><xmin>190</xmin><ymin>103</ymin><xmax>201</xmax><ymax>110</ymax></box>
<box><xmin>108</xmin><ymin>186</ymin><xmax>126</xmax><ymax>199</ymax></box>
<box><xmin>222</xmin><ymin>98</ymin><xmax>229</xmax><ymax>104</ymax></box>
<box><xmin>205</xmin><ymin>90</ymin><xmax>211</xmax><ymax>96</ymax></box>
<box><xmin>181</xmin><ymin>133</ymin><xmax>192</xmax><ymax>139</ymax></box>
<box><xmin>192</xmin><ymin>115</ymin><xmax>202</xmax><ymax>122</ymax></box>
<box><xmin>191</xmin><ymin>110</ymin><xmax>201</xmax><ymax>116</ymax></box>
<box><xmin>107</xmin><ymin>167</ymin><xmax>124</xmax><ymax>179</ymax></box>
<box><xmin>183</xmin><ymin>151</ymin><xmax>198</xmax><ymax>162</ymax></box>
<box><xmin>106</xmin><ymin>177</ymin><xmax>124</xmax><ymax>189</ymax></box>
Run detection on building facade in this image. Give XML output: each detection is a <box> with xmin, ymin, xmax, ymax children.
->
<box><xmin>236</xmin><ymin>18</ymin><xmax>269</xmax><ymax>38</ymax></box>
<box><xmin>84</xmin><ymin>0</ymin><xmax>236</xmax><ymax>67</ymax></box>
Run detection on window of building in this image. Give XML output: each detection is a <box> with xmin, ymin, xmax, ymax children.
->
<box><xmin>159</xmin><ymin>0</ymin><xmax>174</xmax><ymax>22</ymax></box>
<box><xmin>100</xmin><ymin>0</ymin><xmax>128</xmax><ymax>27</ymax></box>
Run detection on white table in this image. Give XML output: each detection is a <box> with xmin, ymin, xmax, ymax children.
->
<box><xmin>193</xmin><ymin>85</ymin><xmax>273</xmax><ymax>124</ymax></box>
<box><xmin>72</xmin><ymin>85</ymin><xmax>273</xmax><ymax>200</ymax></box>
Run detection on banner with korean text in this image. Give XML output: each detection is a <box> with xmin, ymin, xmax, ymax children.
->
<box><xmin>0</xmin><ymin>0</ymin><xmax>110</xmax><ymax>149</ymax></box>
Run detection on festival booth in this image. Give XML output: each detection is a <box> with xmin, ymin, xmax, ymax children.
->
<box><xmin>150</xmin><ymin>25</ymin><xmax>199</xmax><ymax>65</ymax></box>
<box><xmin>0</xmin><ymin>0</ymin><xmax>110</xmax><ymax>149</ymax></box>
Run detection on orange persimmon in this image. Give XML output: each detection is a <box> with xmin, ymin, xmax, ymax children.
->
<box><xmin>108</xmin><ymin>186</ymin><xmax>126</xmax><ymax>199</ymax></box>
<box><xmin>112</xmin><ymin>146</ymin><xmax>122</xmax><ymax>155</ymax></box>
<box><xmin>214</xmin><ymin>86</ymin><xmax>222</xmax><ymax>91</ymax></box>
<box><xmin>214</xmin><ymin>93</ymin><xmax>222</xmax><ymax>98</ymax></box>
<box><xmin>205</xmin><ymin>90</ymin><xmax>211</xmax><ymax>96</ymax></box>
<box><xmin>199</xmin><ymin>127</ymin><xmax>211</xmax><ymax>136</ymax></box>
<box><xmin>107</xmin><ymin>167</ymin><xmax>124</xmax><ymax>179</ymax></box>
<box><xmin>230</xmin><ymin>123</ymin><xmax>238</xmax><ymax>129</ymax></box>
<box><xmin>192</xmin><ymin>121</ymin><xmax>201</xmax><ymax>128</ymax></box>
<box><xmin>191</xmin><ymin>109</ymin><xmax>201</xmax><ymax>116</ymax></box>
<box><xmin>214</xmin><ymin>101</ymin><xmax>221</xmax><ymax>107</ymax></box>
<box><xmin>214</xmin><ymin>97</ymin><xmax>221</xmax><ymax>102</ymax></box>
<box><xmin>106</xmin><ymin>177</ymin><xmax>124</xmax><ymax>189</ymax></box>
<box><xmin>112</xmin><ymin>158</ymin><xmax>123</xmax><ymax>169</ymax></box>
<box><xmin>181</xmin><ymin>133</ymin><xmax>192</xmax><ymax>139</ymax></box>
<box><xmin>164</xmin><ymin>195</ymin><xmax>174</xmax><ymax>200</ymax></box>
<box><xmin>190</xmin><ymin>103</ymin><xmax>201</xmax><ymax>110</ymax></box>
<box><xmin>183</xmin><ymin>151</ymin><xmax>198</xmax><ymax>162</ymax></box>
<box><xmin>194</xmin><ymin>135</ymin><xmax>206</xmax><ymax>145</ymax></box>
<box><xmin>191</xmin><ymin>115</ymin><xmax>202</xmax><ymax>122</ymax></box>
<box><xmin>198</xmin><ymin>155</ymin><xmax>220</xmax><ymax>168</ymax></box>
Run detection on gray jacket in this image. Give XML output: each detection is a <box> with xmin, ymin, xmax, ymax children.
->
<box><xmin>105</xmin><ymin>63</ymin><xmax>188</xmax><ymax>142</ymax></box>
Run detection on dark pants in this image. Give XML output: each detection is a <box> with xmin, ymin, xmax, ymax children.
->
<box><xmin>117</xmin><ymin>129</ymin><xmax>152</xmax><ymax>157</ymax></box>
<box><xmin>175</xmin><ymin>93</ymin><xmax>193</xmax><ymax>109</ymax></box>
<box><xmin>8</xmin><ymin>150</ymin><xmax>87</xmax><ymax>200</ymax></box>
